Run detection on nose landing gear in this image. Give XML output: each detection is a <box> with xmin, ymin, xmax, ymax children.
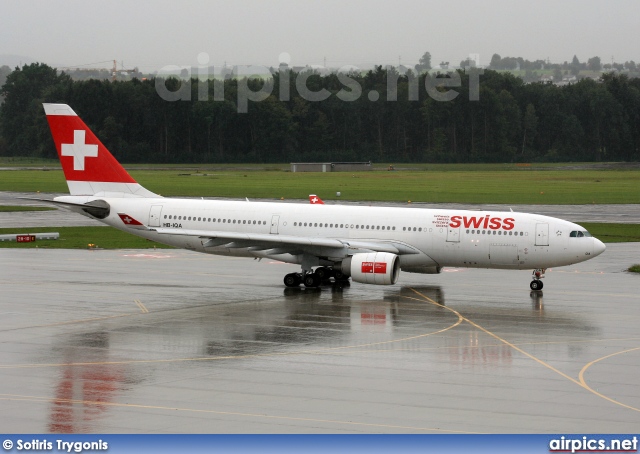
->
<box><xmin>530</xmin><ymin>268</ymin><xmax>545</xmax><ymax>290</ymax></box>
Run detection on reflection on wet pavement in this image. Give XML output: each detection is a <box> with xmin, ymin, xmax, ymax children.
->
<box><xmin>1</xmin><ymin>246</ymin><xmax>639</xmax><ymax>433</ymax></box>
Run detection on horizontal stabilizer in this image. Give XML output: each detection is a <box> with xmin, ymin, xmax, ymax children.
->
<box><xmin>18</xmin><ymin>197</ymin><xmax>110</xmax><ymax>219</ymax></box>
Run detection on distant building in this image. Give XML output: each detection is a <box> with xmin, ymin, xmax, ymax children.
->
<box><xmin>291</xmin><ymin>162</ymin><xmax>372</xmax><ymax>172</ymax></box>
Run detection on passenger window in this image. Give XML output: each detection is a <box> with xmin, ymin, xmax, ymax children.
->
<box><xmin>403</xmin><ymin>227</ymin><xmax>406</xmax><ymax>231</ymax></box>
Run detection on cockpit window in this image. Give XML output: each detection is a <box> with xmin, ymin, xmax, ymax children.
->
<box><xmin>570</xmin><ymin>230</ymin><xmax>591</xmax><ymax>238</ymax></box>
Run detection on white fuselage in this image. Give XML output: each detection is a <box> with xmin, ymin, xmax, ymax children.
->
<box><xmin>61</xmin><ymin>196</ymin><xmax>605</xmax><ymax>272</ymax></box>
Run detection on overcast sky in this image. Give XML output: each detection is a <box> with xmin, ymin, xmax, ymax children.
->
<box><xmin>2</xmin><ymin>0</ymin><xmax>639</xmax><ymax>71</ymax></box>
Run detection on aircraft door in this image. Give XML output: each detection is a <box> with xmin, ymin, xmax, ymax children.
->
<box><xmin>446</xmin><ymin>226</ymin><xmax>460</xmax><ymax>242</ymax></box>
<box><xmin>535</xmin><ymin>223</ymin><xmax>549</xmax><ymax>246</ymax></box>
<box><xmin>270</xmin><ymin>215</ymin><xmax>280</xmax><ymax>234</ymax></box>
<box><xmin>490</xmin><ymin>244</ymin><xmax>518</xmax><ymax>266</ymax></box>
<box><xmin>149</xmin><ymin>205</ymin><xmax>163</xmax><ymax>227</ymax></box>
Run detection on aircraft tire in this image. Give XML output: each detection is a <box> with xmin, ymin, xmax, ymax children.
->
<box><xmin>314</xmin><ymin>267</ymin><xmax>332</xmax><ymax>281</ymax></box>
<box><xmin>530</xmin><ymin>279</ymin><xmax>543</xmax><ymax>291</ymax></box>
<box><xmin>303</xmin><ymin>273</ymin><xmax>320</xmax><ymax>288</ymax></box>
<box><xmin>284</xmin><ymin>273</ymin><xmax>301</xmax><ymax>287</ymax></box>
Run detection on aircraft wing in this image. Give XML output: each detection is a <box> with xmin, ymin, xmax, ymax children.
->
<box><xmin>152</xmin><ymin>228</ymin><xmax>419</xmax><ymax>257</ymax></box>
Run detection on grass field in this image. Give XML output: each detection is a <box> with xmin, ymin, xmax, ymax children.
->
<box><xmin>0</xmin><ymin>206</ymin><xmax>56</xmax><ymax>212</ymax></box>
<box><xmin>0</xmin><ymin>223</ymin><xmax>638</xmax><ymax>250</ymax></box>
<box><xmin>0</xmin><ymin>226</ymin><xmax>173</xmax><ymax>249</ymax></box>
<box><xmin>579</xmin><ymin>223</ymin><xmax>640</xmax><ymax>243</ymax></box>
<box><xmin>1</xmin><ymin>166</ymin><xmax>639</xmax><ymax>204</ymax></box>
<box><xmin>629</xmin><ymin>265</ymin><xmax>640</xmax><ymax>273</ymax></box>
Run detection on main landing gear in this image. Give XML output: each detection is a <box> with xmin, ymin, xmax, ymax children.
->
<box><xmin>530</xmin><ymin>268</ymin><xmax>545</xmax><ymax>290</ymax></box>
<box><xmin>284</xmin><ymin>266</ymin><xmax>349</xmax><ymax>288</ymax></box>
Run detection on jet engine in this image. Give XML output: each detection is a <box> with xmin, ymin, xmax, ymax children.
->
<box><xmin>340</xmin><ymin>252</ymin><xmax>400</xmax><ymax>285</ymax></box>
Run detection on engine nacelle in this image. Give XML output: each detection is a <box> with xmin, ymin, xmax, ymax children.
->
<box><xmin>401</xmin><ymin>265</ymin><xmax>442</xmax><ymax>275</ymax></box>
<box><xmin>341</xmin><ymin>252</ymin><xmax>400</xmax><ymax>285</ymax></box>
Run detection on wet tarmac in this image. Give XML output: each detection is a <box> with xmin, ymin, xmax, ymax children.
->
<box><xmin>2</xmin><ymin>191</ymin><xmax>640</xmax><ymax>228</ymax></box>
<box><xmin>1</xmin><ymin>244</ymin><xmax>639</xmax><ymax>433</ymax></box>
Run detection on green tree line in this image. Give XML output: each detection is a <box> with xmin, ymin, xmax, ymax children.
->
<box><xmin>1</xmin><ymin>62</ymin><xmax>639</xmax><ymax>163</ymax></box>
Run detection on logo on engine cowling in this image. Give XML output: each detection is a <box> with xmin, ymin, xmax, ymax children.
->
<box><xmin>362</xmin><ymin>262</ymin><xmax>387</xmax><ymax>274</ymax></box>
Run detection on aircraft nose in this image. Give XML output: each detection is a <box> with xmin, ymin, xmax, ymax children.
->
<box><xmin>593</xmin><ymin>238</ymin><xmax>606</xmax><ymax>256</ymax></box>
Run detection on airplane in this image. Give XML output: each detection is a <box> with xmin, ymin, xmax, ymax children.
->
<box><xmin>309</xmin><ymin>194</ymin><xmax>324</xmax><ymax>204</ymax></box>
<box><xmin>33</xmin><ymin>103</ymin><xmax>606</xmax><ymax>291</ymax></box>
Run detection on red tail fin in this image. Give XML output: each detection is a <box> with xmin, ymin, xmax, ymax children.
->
<box><xmin>44</xmin><ymin>104</ymin><xmax>157</xmax><ymax>197</ymax></box>
<box><xmin>309</xmin><ymin>194</ymin><xmax>324</xmax><ymax>204</ymax></box>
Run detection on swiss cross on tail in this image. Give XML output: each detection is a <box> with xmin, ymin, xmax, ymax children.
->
<box><xmin>309</xmin><ymin>194</ymin><xmax>324</xmax><ymax>204</ymax></box>
<box><xmin>42</xmin><ymin>104</ymin><xmax>159</xmax><ymax>197</ymax></box>
<box><xmin>44</xmin><ymin>104</ymin><xmax>135</xmax><ymax>184</ymax></box>
<box><xmin>61</xmin><ymin>130</ymin><xmax>98</xmax><ymax>171</ymax></box>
